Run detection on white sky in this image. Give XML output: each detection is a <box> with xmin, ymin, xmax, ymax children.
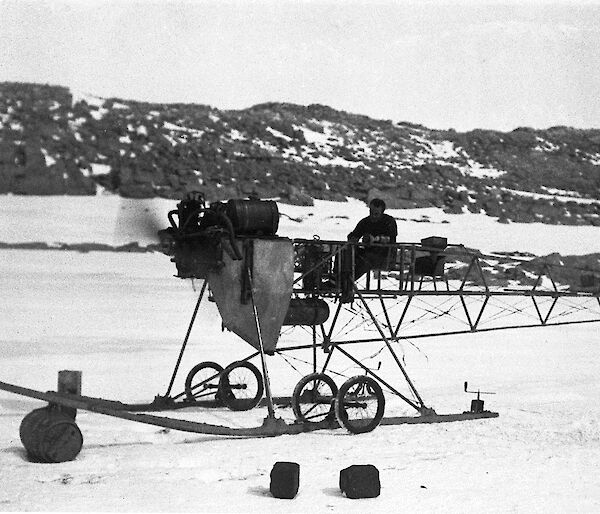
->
<box><xmin>1</xmin><ymin>0</ymin><xmax>600</xmax><ymax>131</ymax></box>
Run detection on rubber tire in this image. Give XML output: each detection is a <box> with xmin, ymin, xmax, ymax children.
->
<box><xmin>292</xmin><ymin>373</ymin><xmax>338</xmax><ymax>424</ymax></box>
<box><xmin>184</xmin><ymin>361</ymin><xmax>223</xmax><ymax>403</ymax></box>
<box><xmin>335</xmin><ymin>375</ymin><xmax>385</xmax><ymax>434</ymax></box>
<box><xmin>218</xmin><ymin>361</ymin><xmax>264</xmax><ymax>411</ymax></box>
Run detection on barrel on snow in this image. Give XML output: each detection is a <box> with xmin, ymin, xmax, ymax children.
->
<box><xmin>19</xmin><ymin>406</ymin><xmax>83</xmax><ymax>463</ymax></box>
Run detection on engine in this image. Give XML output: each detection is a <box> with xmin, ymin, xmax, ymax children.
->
<box><xmin>158</xmin><ymin>192</ymin><xmax>280</xmax><ymax>279</ymax></box>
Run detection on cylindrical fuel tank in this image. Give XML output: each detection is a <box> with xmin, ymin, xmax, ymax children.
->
<box><xmin>283</xmin><ymin>298</ymin><xmax>330</xmax><ymax>326</ymax></box>
<box><xmin>226</xmin><ymin>199</ymin><xmax>279</xmax><ymax>236</ymax></box>
<box><xmin>19</xmin><ymin>406</ymin><xmax>83</xmax><ymax>463</ymax></box>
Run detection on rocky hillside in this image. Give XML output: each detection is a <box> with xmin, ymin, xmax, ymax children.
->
<box><xmin>2</xmin><ymin>82</ymin><xmax>600</xmax><ymax>225</ymax></box>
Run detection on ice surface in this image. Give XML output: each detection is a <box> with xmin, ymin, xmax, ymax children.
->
<box><xmin>2</xmin><ymin>194</ymin><xmax>600</xmax><ymax>255</ymax></box>
<box><xmin>1</xmin><ymin>195</ymin><xmax>599</xmax><ymax>512</ymax></box>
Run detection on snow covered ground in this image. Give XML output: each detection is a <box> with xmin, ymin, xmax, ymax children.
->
<box><xmin>2</xmin><ymin>193</ymin><xmax>600</xmax><ymax>255</ymax></box>
<box><xmin>1</xmin><ymin>195</ymin><xmax>600</xmax><ymax>512</ymax></box>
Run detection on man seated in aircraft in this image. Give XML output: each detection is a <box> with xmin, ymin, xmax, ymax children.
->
<box><xmin>346</xmin><ymin>198</ymin><xmax>398</xmax><ymax>281</ymax></box>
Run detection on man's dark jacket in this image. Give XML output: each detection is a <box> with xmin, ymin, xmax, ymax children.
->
<box><xmin>347</xmin><ymin>214</ymin><xmax>397</xmax><ymax>243</ymax></box>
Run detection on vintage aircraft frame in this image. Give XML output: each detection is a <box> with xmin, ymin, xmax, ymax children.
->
<box><xmin>2</xmin><ymin>193</ymin><xmax>600</xmax><ymax>461</ymax></box>
<box><xmin>165</xmin><ymin>233</ymin><xmax>600</xmax><ymax>434</ymax></box>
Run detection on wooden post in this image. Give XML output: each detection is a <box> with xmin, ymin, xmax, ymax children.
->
<box><xmin>57</xmin><ymin>370</ymin><xmax>82</xmax><ymax>419</ymax></box>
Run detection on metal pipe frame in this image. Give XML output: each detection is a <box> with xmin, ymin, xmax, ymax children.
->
<box><xmin>167</xmin><ymin>240</ymin><xmax>600</xmax><ymax>418</ymax></box>
<box><xmin>276</xmin><ymin>241</ymin><xmax>600</xmax><ymax>414</ymax></box>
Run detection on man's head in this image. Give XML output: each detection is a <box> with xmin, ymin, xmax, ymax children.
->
<box><xmin>369</xmin><ymin>198</ymin><xmax>386</xmax><ymax>221</ymax></box>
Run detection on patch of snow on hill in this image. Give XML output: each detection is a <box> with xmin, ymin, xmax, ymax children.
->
<box><xmin>506</xmin><ymin>188</ymin><xmax>600</xmax><ymax>205</ymax></box>
<box><xmin>353</xmin><ymin>139</ymin><xmax>376</xmax><ymax>158</ymax></box>
<box><xmin>163</xmin><ymin>134</ymin><xmax>179</xmax><ymax>147</ymax></box>
<box><xmin>163</xmin><ymin>121</ymin><xmax>204</xmax><ymax>139</ymax></box>
<box><xmin>429</xmin><ymin>140</ymin><xmax>462</xmax><ymax>160</ymax></box>
<box><xmin>252</xmin><ymin>137</ymin><xmax>278</xmax><ymax>153</ymax></box>
<box><xmin>463</xmin><ymin>159</ymin><xmax>505</xmax><ymax>179</ymax></box>
<box><xmin>586</xmin><ymin>152</ymin><xmax>600</xmax><ymax>165</ymax></box>
<box><xmin>402</xmin><ymin>134</ymin><xmax>508</xmax><ymax>179</ymax></box>
<box><xmin>71</xmin><ymin>90</ymin><xmax>105</xmax><ymax>108</ymax></box>
<box><xmin>409</xmin><ymin>134</ymin><xmax>468</xmax><ymax>168</ymax></box>
<box><xmin>68</xmin><ymin>117</ymin><xmax>87</xmax><ymax>130</ymax></box>
<box><xmin>534</xmin><ymin>136</ymin><xmax>560</xmax><ymax>152</ymax></box>
<box><xmin>229</xmin><ymin>129</ymin><xmax>246</xmax><ymax>141</ymax></box>
<box><xmin>40</xmin><ymin>148</ymin><xmax>56</xmax><ymax>167</ymax></box>
<box><xmin>281</xmin><ymin>146</ymin><xmax>301</xmax><ymax>161</ymax></box>
<box><xmin>321</xmin><ymin>121</ymin><xmax>345</xmax><ymax>145</ymax></box>
<box><xmin>313</xmin><ymin>155</ymin><xmax>363</xmax><ymax>168</ymax></box>
<box><xmin>295</xmin><ymin>123</ymin><xmax>329</xmax><ymax>146</ymax></box>
<box><xmin>540</xmin><ymin>187</ymin><xmax>584</xmax><ymax>198</ymax></box>
<box><xmin>266</xmin><ymin>127</ymin><xmax>292</xmax><ymax>142</ymax></box>
<box><xmin>408</xmin><ymin>132</ymin><xmax>432</xmax><ymax>150</ymax></box>
<box><xmin>89</xmin><ymin>163</ymin><xmax>111</xmax><ymax>176</ymax></box>
<box><xmin>90</xmin><ymin>107</ymin><xmax>108</xmax><ymax>120</ymax></box>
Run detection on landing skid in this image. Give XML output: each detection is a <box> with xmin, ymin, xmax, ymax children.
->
<box><xmin>1</xmin><ymin>380</ymin><xmax>497</xmax><ymax>438</ymax></box>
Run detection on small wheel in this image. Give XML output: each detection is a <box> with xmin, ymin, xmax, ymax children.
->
<box><xmin>218</xmin><ymin>361</ymin><xmax>264</xmax><ymax>411</ymax></box>
<box><xmin>184</xmin><ymin>361</ymin><xmax>223</xmax><ymax>403</ymax></box>
<box><xmin>335</xmin><ymin>375</ymin><xmax>385</xmax><ymax>434</ymax></box>
<box><xmin>292</xmin><ymin>373</ymin><xmax>338</xmax><ymax>424</ymax></box>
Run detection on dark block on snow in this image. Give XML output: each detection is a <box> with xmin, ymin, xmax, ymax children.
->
<box><xmin>270</xmin><ymin>461</ymin><xmax>300</xmax><ymax>499</ymax></box>
<box><xmin>339</xmin><ymin>464</ymin><xmax>380</xmax><ymax>499</ymax></box>
<box><xmin>471</xmin><ymin>399</ymin><xmax>485</xmax><ymax>413</ymax></box>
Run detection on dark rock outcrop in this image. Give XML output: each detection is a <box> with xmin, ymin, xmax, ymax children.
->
<box><xmin>1</xmin><ymin>81</ymin><xmax>599</xmax><ymax>225</ymax></box>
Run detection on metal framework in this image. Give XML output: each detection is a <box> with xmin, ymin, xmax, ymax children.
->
<box><xmin>162</xmin><ymin>238</ymin><xmax>600</xmax><ymax>419</ymax></box>
<box><xmin>5</xmin><ymin>238</ymin><xmax>598</xmax><ymax>441</ymax></box>
<box><xmin>262</xmin><ymin>239</ymin><xmax>600</xmax><ymax>416</ymax></box>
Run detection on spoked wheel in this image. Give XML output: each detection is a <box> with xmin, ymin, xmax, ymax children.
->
<box><xmin>184</xmin><ymin>361</ymin><xmax>224</xmax><ymax>403</ymax></box>
<box><xmin>335</xmin><ymin>375</ymin><xmax>385</xmax><ymax>434</ymax></box>
<box><xmin>292</xmin><ymin>373</ymin><xmax>338</xmax><ymax>424</ymax></box>
<box><xmin>218</xmin><ymin>361</ymin><xmax>264</xmax><ymax>411</ymax></box>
